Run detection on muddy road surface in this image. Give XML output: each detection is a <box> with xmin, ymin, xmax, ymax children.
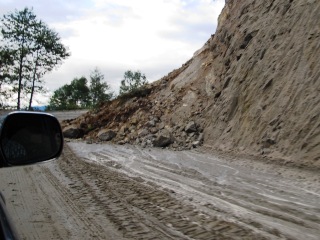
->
<box><xmin>49</xmin><ymin>110</ymin><xmax>89</xmax><ymax>121</ymax></box>
<box><xmin>0</xmin><ymin>140</ymin><xmax>319</xmax><ymax>240</ymax></box>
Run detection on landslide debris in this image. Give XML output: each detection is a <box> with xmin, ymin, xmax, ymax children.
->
<box><xmin>62</xmin><ymin>68</ymin><xmax>205</xmax><ymax>151</ymax></box>
<box><xmin>62</xmin><ymin>0</ymin><xmax>320</xmax><ymax>168</ymax></box>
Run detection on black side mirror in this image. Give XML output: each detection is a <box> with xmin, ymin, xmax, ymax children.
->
<box><xmin>0</xmin><ymin>111</ymin><xmax>63</xmax><ymax>167</ymax></box>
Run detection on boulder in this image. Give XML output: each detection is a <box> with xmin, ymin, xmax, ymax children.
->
<box><xmin>63</xmin><ymin>125</ymin><xmax>84</xmax><ymax>139</ymax></box>
<box><xmin>153</xmin><ymin>129</ymin><xmax>173</xmax><ymax>147</ymax></box>
<box><xmin>97</xmin><ymin>129</ymin><xmax>116</xmax><ymax>141</ymax></box>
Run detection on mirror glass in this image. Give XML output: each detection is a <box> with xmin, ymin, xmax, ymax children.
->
<box><xmin>0</xmin><ymin>113</ymin><xmax>63</xmax><ymax>166</ymax></box>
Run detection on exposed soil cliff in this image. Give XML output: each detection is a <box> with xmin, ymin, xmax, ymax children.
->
<box><xmin>62</xmin><ymin>0</ymin><xmax>320</xmax><ymax>168</ymax></box>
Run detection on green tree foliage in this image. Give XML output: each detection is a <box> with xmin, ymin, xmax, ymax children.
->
<box><xmin>48</xmin><ymin>77</ymin><xmax>90</xmax><ymax>110</ymax></box>
<box><xmin>0</xmin><ymin>7</ymin><xmax>70</xmax><ymax>110</ymax></box>
<box><xmin>70</xmin><ymin>77</ymin><xmax>90</xmax><ymax>107</ymax></box>
<box><xmin>90</xmin><ymin>68</ymin><xmax>113</xmax><ymax>107</ymax></box>
<box><xmin>119</xmin><ymin>70</ymin><xmax>147</xmax><ymax>96</ymax></box>
<box><xmin>48</xmin><ymin>69</ymin><xmax>113</xmax><ymax>110</ymax></box>
<box><xmin>48</xmin><ymin>84</ymin><xmax>73</xmax><ymax>110</ymax></box>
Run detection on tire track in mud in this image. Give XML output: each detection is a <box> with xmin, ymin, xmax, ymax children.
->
<box><xmin>40</xmin><ymin>167</ymin><xmax>109</xmax><ymax>239</ymax></box>
<box><xmin>1</xmin><ymin>165</ymin><xmax>84</xmax><ymax>239</ymax></box>
<box><xmin>179</xmin><ymin>151</ymin><xmax>320</xmax><ymax>234</ymax></box>
<box><xmin>58</xmin><ymin>145</ymin><xmax>266</xmax><ymax>240</ymax></box>
<box><xmin>7</xmin><ymin>167</ymin><xmax>61</xmax><ymax>240</ymax></box>
<box><xmin>87</xmin><ymin>145</ymin><xmax>320</xmax><ymax>240</ymax></box>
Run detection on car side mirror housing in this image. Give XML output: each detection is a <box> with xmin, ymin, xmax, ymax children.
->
<box><xmin>0</xmin><ymin>111</ymin><xmax>63</xmax><ymax>167</ymax></box>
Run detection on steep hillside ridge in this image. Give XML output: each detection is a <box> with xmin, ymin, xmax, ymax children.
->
<box><xmin>62</xmin><ymin>0</ymin><xmax>320</xmax><ymax>168</ymax></box>
<box><xmin>201</xmin><ymin>0</ymin><xmax>320</xmax><ymax>166</ymax></box>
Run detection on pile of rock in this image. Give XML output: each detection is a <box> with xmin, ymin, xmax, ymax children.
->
<box><xmin>102</xmin><ymin>119</ymin><xmax>203</xmax><ymax>150</ymax></box>
<box><xmin>63</xmin><ymin>116</ymin><xmax>204</xmax><ymax>150</ymax></box>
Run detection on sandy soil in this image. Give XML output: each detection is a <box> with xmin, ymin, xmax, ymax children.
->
<box><xmin>0</xmin><ymin>140</ymin><xmax>319</xmax><ymax>240</ymax></box>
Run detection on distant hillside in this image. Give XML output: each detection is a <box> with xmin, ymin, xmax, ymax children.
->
<box><xmin>62</xmin><ymin>0</ymin><xmax>320</xmax><ymax>169</ymax></box>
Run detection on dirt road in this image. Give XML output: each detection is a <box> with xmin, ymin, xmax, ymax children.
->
<box><xmin>49</xmin><ymin>110</ymin><xmax>89</xmax><ymax>121</ymax></box>
<box><xmin>0</xmin><ymin>140</ymin><xmax>319</xmax><ymax>240</ymax></box>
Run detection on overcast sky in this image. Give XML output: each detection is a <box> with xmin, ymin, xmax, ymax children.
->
<box><xmin>0</xmin><ymin>0</ymin><xmax>225</xmax><ymax>95</ymax></box>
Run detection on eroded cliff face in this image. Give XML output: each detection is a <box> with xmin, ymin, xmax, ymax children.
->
<box><xmin>200</xmin><ymin>0</ymin><xmax>320</xmax><ymax>166</ymax></box>
<box><xmin>63</xmin><ymin>0</ymin><xmax>320</xmax><ymax>168</ymax></box>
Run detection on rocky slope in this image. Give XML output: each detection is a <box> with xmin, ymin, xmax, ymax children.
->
<box><xmin>62</xmin><ymin>0</ymin><xmax>320</xmax><ymax>169</ymax></box>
